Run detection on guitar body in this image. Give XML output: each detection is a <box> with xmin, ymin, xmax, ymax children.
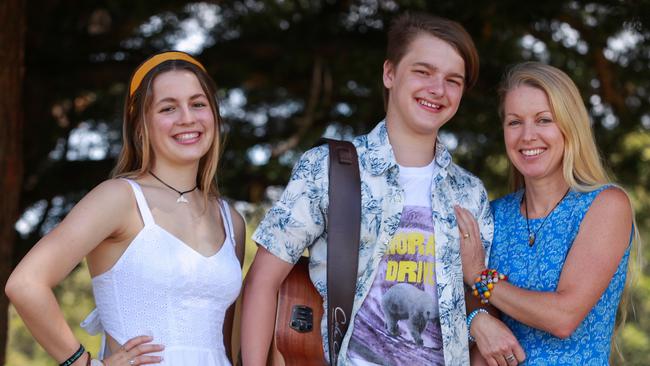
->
<box><xmin>270</xmin><ymin>256</ymin><xmax>326</xmax><ymax>366</ymax></box>
<box><xmin>270</xmin><ymin>140</ymin><xmax>359</xmax><ymax>366</ymax></box>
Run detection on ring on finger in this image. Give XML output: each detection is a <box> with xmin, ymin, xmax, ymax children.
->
<box><xmin>128</xmin><ymin>359</ymin><xmax>136</xmax><ymax>366</ymax></box>
<box><xmin>506</xmin><ymin>354</ymin><xmax>516</xmax><ymax>363</ymax></box>
<box><xmin>463</xmin><ymin>233</ymin><xmax>470</xmax><ymax>239</ymax></box>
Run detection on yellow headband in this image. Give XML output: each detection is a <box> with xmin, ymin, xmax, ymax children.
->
<box><xmin>129</xmin><ymin>51</ymin><xmax>207</xmax><ymax>96</ymax></box>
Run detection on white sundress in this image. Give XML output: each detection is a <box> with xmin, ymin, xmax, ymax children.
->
<box><xmin>82</xmin><ymin>179</ymin><xmax>242</xmax><ymax>365</ymax></box>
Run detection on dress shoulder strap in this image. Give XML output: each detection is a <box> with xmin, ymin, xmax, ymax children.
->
<box><xmin>218</xmin><ymin>199</ymin><xmax>237</xmax><ymax>247</ymax></box>
<box><xmin>122</xmin><ymin>179</ymin><xmax>155</xmax><ymax>226</ymax></box>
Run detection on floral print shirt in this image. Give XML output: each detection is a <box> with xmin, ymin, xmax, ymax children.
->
<box><xmin>253</xmin><ymin>120</ymin><xmax>493</xmax><ymax>365</ymax></box>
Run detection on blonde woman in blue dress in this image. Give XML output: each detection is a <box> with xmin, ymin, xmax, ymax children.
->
<box><xmin>6</xmin><ymin>51</ymin><xmax>245</xmax><ymax>366</ymax></box>
<box><xmin>456</xmin><ymin>62</ymin><xmax>639</xmax><ymax>366</ymax></box>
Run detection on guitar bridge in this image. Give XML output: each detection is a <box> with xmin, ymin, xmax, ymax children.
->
<box><xmin>289</xmin><ymin>305</ymin><xmax>314</xmax><ymax>333</ymax></box>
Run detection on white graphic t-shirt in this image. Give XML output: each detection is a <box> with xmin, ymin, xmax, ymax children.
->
<box><xmin>348</xmin><ymin>160</ymin><xmax>444</xmax><ymax>366</ymax></box>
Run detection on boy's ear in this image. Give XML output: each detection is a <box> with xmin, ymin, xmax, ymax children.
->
<box><xmin>383</xmin><ymin>60</ymin><xmax>396</xmax><ymax>89</ymax></box>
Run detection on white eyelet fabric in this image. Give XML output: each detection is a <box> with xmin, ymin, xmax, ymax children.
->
<box><xmin>82</xmin><ymin>179</ymin><xmax>242</xmax><ymax>365</ymax></box>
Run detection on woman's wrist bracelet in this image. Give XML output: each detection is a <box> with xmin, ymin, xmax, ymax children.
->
<box><xmin>471</xmin><ymin>269</ymin><xmax>508</xmax><ymax>304</ymax></box>
<box><xmin>59</xmin><ymin>344</ymin><xmax>85</xmax><ymax>366</ymax></box>
<box><xmin>466</xmin><ymin>308</ymin><xmax>489</xmax><ymax>342</ymax></box>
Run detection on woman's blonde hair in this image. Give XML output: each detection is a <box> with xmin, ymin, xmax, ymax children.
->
<box><xmin>112</xmin><ymin>55</ymin><xmax>223</xmax><ymax>204</ymax></box>
<box><xmin>498</xmin><ymin>62</ymin><xmax>609</xmax><ymax>192</ymax></box>
<box><xmin>499</xmin><ymin>61</ymin><xmax>642</xmax><ymax>362</ymax></box>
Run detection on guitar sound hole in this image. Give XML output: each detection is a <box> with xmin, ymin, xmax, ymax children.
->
<box><xmin>289</xmin><ymin>305</ymin><xmax>314</xmax><ymax>333</ymax></box>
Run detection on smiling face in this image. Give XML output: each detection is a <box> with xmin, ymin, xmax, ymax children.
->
<box><xmin>383</xmin><ymin>33</ymin><xmax>465</xmax><ymax>140</ymax></box>
<box><xmin>503</xmin><ymin>85</ymin><xmax>565</xmax><ymax>184</ymax></box>
<box><xmin>146</xmin><ymin>69</ymin><xmax>216</xmax><ymax>168</ymax></box>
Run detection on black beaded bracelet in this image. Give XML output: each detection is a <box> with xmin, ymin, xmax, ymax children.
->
<box><xmin>60</xmin><ymin>344</ymin><xmax>85</xmax><ymax>366</ymax></box>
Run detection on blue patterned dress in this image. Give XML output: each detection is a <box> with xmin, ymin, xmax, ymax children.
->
<box><xmin>489</xmin><ymin>186</ymin><xmax>630</xmax><ymax>365</ymax></box>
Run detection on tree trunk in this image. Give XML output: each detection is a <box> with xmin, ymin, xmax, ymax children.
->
<box><xmin>0</xmin><ymin>0</ymin><xmax>26</xmax><ymax>363</ymax></box>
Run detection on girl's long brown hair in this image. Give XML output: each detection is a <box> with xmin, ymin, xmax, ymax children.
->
<box><xmin>112</xmin><ymin>59</ymin><xmax>223</xmax><ymax>205</ymax></box>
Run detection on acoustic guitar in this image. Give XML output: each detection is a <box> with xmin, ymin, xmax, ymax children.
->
<box><xmin>270</xmin><ymin>256</ymin><xmax>326</xmax><ymax>366</ymax></box>
<box><xmin>270</xmin><ymin>139</ymin><xmax>359</xmax><ymax>366</ymax></box>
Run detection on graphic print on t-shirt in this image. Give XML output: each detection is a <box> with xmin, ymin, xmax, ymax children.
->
<box><xmin>348</xmin><ymin>205</ymin><xmax>444</xmax><ymax>366</ymax></box>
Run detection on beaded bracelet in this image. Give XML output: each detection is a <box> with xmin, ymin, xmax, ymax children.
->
<box><xmin>471</xmin><ymin>269</ymin><xmax>507</xmax><ymax>304</ymax></box>
<box><xmin>466</xmin><ymin>308</ymin><xmax>488</xmax><ymax>342</ymax></box>
<box><xmin>60</xmin><ymin>344</ymin><xmax>85</xmax><ymax>366</ymax></box>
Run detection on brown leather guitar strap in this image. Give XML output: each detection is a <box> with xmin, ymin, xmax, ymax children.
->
<box><xmin>322</xmin><ymin>138</ymin><xmax>361</xmax><ymax>365</ymax></box>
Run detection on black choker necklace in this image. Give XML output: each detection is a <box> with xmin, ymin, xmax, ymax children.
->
<box><xmin>522</xmin><ymin>188</ymin><xmax>570</xmax><ymax>246</ymax></box>
<box><xmin>149</xmin><ymin>172</ymin><xmax>198</xmax><ymax>203</ymax></box>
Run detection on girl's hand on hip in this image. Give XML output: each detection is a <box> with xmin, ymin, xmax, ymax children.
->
<box><xmin>104</xmin><ymin>335</ymin><xmax>164</xmax><ymax>366</ymax></box>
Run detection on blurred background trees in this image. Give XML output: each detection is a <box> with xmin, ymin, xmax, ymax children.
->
<box><xmin>1</xmin><ymin>0</ymin><xmax>649</xmax><ymax>364</ymax></box>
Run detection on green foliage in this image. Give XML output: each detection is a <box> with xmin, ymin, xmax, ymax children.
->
<box><xmin>617</xmin><ymin>324</ymin><xmax>650</xmax><ymax>365</ymax></box>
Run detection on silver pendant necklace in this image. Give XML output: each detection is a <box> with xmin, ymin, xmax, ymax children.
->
<box><xmin>522</xmin><ymin>188</ymin><xmax>570</xmax><ymax>246</ymax></box>
<box><xmin>149</xmin><ymin>172</ymin><xmax>198</xmax><ymax>203</ymax></box>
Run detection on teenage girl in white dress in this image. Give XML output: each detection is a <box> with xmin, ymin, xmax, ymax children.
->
<box><xmin>6</xmin><ymin>51</ymin><xmax>245</xmax><ymax>366</ymax></box>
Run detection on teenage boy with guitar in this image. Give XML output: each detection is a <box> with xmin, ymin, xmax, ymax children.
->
<box><xmin>242</xmin><ymin>13</ymin><xmax>493</xmax><ymax>366</ymax></box>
